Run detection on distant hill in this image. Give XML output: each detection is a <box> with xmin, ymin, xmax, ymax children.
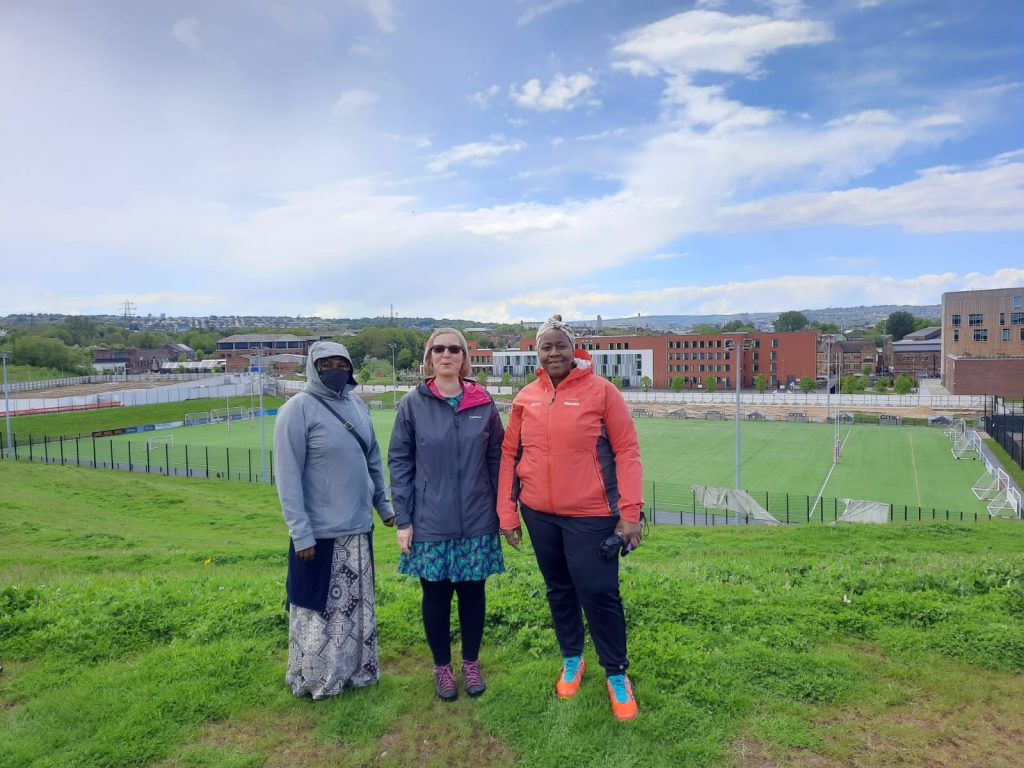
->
<box><xmin>583</xmin><ymin>305</ymin><xmax>941</xmax><ymax>332</ymax></box>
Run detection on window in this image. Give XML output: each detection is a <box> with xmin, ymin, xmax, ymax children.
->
<box><xmin>1015</xmin><ymin>295</ymin><xmax>1022</xmax><ymax>309</ymax></box>
<box><xmin>953</xmin><ymin>329</ymin><xmax>959</xmax><ymax>342</ymax></box>
<box><xmin>1000</xmin><ymin>313</ymin><xmax>1005</xmax><ymax>325</ymax></box>
<box><xmin>951</xmin><ymin>314</ymin><xmax>961</xmax><ymax>327</ymax></box>
<box><xmin>973</xmin><ymin>328</ymin><xmax>988</xmax><ymax>342</ymax></box>
<box><xmin>1002</xmin><ymin>329</ymin><xmax>1010</xmax><ymax>342</ymax></box>
<box><xmin>969</xmin><ymin>313</ymin><xmax>983</xmax><ymax>326</ymax></box>
<box><xmin>1011</xmin><ymin>312</ymin><xmax>1024</xmax><ymax>325</ymax></box>
<box><xmin>1020</xmin><ymin>328</ymin><xmax>1024</xmax><ymax>341</ymax></box>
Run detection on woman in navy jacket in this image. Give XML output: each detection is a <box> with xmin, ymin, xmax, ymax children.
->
<box><xmin>388</xmin><ymin>328</ymin><xmax>505</xmax><ymax>701</ymax></box>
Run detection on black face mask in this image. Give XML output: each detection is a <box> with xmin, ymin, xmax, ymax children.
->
<box><xmin>319</xmin><ymin>368</ymin><xmax>351</xmax><ymax>393</ymax></box>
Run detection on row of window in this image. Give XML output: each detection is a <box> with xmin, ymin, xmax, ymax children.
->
<box><xmin>951</xmin><ymin>304</ymin><xmax>1024</xmax><ymax>329</ymax></box>
<box><xmin>665</xmin><ymin>338</ymin><xmax>778</xmax><ymax>349</ymax></box>
<box><xmin>959</xmin><ymin>328</ymin><xmax>1024</xmax><ymax>342</ymax></box>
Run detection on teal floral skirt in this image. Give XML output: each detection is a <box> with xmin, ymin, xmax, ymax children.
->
<box><xmin>399</xmin><ymin>533</ymin><xmax>505</xmax><ymax>582</ymax></box>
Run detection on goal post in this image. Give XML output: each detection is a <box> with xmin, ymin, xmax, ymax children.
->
<box><xmin>146</xmin><ymin>434</ymin><xmax>173</xmax><ymax>452</ymax></box>
<box><xmin>209</xmin><ymin>406</ymin><xmax>253</xmax><ymax>430</ymax></box>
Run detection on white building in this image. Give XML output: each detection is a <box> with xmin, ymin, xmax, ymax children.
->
<box><xmin>491</xmin><ymin>349</ymin><xmax>654</xmax><ymax>387</ymax></box>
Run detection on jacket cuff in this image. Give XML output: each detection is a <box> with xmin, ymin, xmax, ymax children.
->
<box><xmin>394</xmin><ymin>512</ymin><xmax>412</xmax><ymax>528</ymax></box>
<box><xmin>293</xmin><ymin>533</ymin><xmax>316</xmax><ymax>551</ymax></box>
<box><xmin>620</xmin><ymin>506</ymin><xmax>642</xmax><ymax>524</ymax></box>
<box><xmin>498</xmin><ymin>507</ymin><xmax>521</xmax><ymax>530</ymax></box>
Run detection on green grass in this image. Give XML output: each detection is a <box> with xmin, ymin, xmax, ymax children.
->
<box><xmin>5</xmin><ymin>396</ymin><xmax>285</xmax><ymax>439</ymax></box>
<box><xmin>1</xmin><ymin>364</ymin><xmax>89</xmax><ymax>383</ymax></box>
<box><xmin>2</xmin><ymin>461</ymin><xmax>1023</xmax><ymax>767</ymax></box>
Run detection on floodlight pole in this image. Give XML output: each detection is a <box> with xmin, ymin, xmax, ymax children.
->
<box><xmin>257</xmin><ymin>347</ymin><xmax>267</xmax><ymax>483</ymax></box>
<box><xmin>726</xmin><ymin>334</ymin><xmax>752</xmax><ymax>524</ymax></box>
<box><xmin>2</xmin><ymin>351</ymin><xmax>13</xmax><ymax>459</ymax></box>
<box><xmin>389</xmin><ymin>343</ymin><xmax>397</xmax><ymax>410</ymax></box>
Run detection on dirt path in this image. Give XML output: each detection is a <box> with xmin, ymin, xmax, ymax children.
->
<box><xmin>11</xmin><ymin>381</ymin><xmax>166</xmax><ymax>399</ymax></box>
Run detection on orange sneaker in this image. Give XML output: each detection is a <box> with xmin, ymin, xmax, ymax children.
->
<box><xmin>555</xmin><ymin>656</ymin><xmax>585</xmax><ymax>699</ymax></box>
<box><xmin>606</xmin><ymin>674</ymin><xmax>638</xmax><ymax>720</ymax></box>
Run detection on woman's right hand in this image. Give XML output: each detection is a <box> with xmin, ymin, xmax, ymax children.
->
<box><xmin>397</xmin><ymin>526</ymin><xmax>414</xmax><ymax>554</ymax></box>
<box><xmin>501</xmin><ymin>526</ymin><xmax>522</xmax><ymax>550</ymax></box>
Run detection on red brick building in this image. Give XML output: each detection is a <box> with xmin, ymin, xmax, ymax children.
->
<box><xmin>515</xmin><ymin>330</ymin><xmax>817</xmax><ymax>389</ymax></box>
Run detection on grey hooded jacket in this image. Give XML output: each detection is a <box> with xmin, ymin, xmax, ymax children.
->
<box><xmin>273</xmin><ymin>341</ymin><xmax>394</xmax><ymax>551</ymax></box>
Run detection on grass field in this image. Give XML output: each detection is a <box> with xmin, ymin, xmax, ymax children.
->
<box><xmin>1</xmin><ymin>461</ymin><xmax>1023</xmax><ymax>767</ymax></box>
<box><xmin>8</xmin><ymin>410</ymin><xmax>993</xmax><ymax>518</ymax></box>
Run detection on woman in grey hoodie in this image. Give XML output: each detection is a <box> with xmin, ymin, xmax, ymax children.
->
<box><xmin>273</xmin><ymin>340</ymin><xmax>395</xmax><ymax>698</ymax></box>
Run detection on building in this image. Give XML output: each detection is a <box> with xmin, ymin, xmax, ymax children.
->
<box><xmin>466</xmin><ymin>341</ymin><xmax>494</xmax><ymax>375</ymax></box>
<box><xmin>495</xmin><ymin>330</ymin><xmax>817</xmax><ymax>389</ymax></box>
<box><xmin>941</xmin><ymin>287</ymin><xmax>1024</xmax><ymax>397</ymax></box>
<box><xmin>215</xmin><ymin>333</ymin><xmax>329</xmax><ymax>357</ymax></box>
<box><xmin>889</xmin><ymin>338</ymin><xmax>941</xmax><ymax>379</ymax></box>
<box><xmin>92</xmin><ymin>343</ymin><xmax>195</xmax><ymax>375</ymax></box>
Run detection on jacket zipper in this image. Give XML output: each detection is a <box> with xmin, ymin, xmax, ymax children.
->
<box><xmin>547</xmin><ymin>385</ymin><xmax>557</xmax><ymax>513</ymax></box>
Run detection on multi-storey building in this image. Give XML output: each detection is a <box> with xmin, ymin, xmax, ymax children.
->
<box><xmin>941</xmin><ymin>287</ymin><xmax>1024</xmax><ymax>397</ymax></box>
<box><xmin>493</xmin><ymin>330</ymin><xmax>816</xmax><ymax>389</ymax></box>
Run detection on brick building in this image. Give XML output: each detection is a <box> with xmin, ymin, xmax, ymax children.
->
<box><xmin>494</xmin><ymin>330</ymin><xmax>817</xmax><ymax>389</ymax></box>
<box><xmin>941</xmin><ymin>287</ymin><xmax>1024</xmax><ymax>397</ymax></box>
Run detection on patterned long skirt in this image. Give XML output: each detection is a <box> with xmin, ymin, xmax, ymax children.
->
<box><xmin>285</xmin><ymin>533</ymin><xmax>379</xmax><ymax>698</ymax></box>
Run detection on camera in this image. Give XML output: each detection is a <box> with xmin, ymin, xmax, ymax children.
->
<box><xmin>600</xmin><ymin>531</ymin><xmax>633</xmax><ymax>560</ymax></box>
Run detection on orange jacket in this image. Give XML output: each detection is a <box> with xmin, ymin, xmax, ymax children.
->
<box><xmin>497</xmin><ymin>362</ymin><xmax>644</xmax><ymax>528</ymax></box>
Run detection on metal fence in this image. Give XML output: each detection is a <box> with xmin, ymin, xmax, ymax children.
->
<box><xmin>0</xmin><ymin>433</ymin><xmax>988</xmax><ymax>524</ymax></box>
<box><xmin>984</xmin><ymin>396</ymin><xmax>1024</xmax><ymax>471</ymax></box>
<box><xmin>646</xmin><ymin>481</ymin><xmax>984</xmax><ymax>525</ymax></box>
<box><xmin>1</xmin><ymin>432</ymin><xmax>274</xmax><ymax>484</ymax></box>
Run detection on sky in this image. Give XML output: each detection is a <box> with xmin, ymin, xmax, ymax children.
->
<box><xmin>1</xmin><ymin>0</ymin><xmax>1022</xmax><ymax>322</ymax></box>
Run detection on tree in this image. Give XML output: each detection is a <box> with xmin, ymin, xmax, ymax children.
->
<box><xmin>671</xmin><ymin>376</ymin><xmax>685</xmax><ymax>391</ymax></box>
<box><xmin>885</xmin><ymin>311</ymin><xmax>916</xmax><ymax>342</ymax></box>
<box><xmin>640</xmin><ymin>375</ymin><xmax>652</xmax><ymax>392</ymax></box>
<box><xmin>721</xmin><ymin>319</ymin><xmax>756</xmax><ymax>332</ymax></box>
<box><xmin>775</xmin><ymin>311</ymin><xmax>809</xmax><ymax>332</ymax></box>
<box><xmin>754</xmin><ymin>374</ymin><xmax>767</xmax><ymax>393</ymax></box>
<box><xmin>396</xmin><ymin>348</ymin><xmax>414</xmax><ymax>371</ymax></box>
<box><xmin>703</xmin><ymin>375</ymin><xmax>717</xmax><ymax>392</ymax></box>
<box><xmin>815</xmin><ymin>322</ymin><xmax>840</xmax><ymax>334</ymax></box>
<box><xmin>612</xmin><ymin>376</ymin><xmax>623</xmax><ymax>389</ymax></box>
<box><xmin>476</xmin><ymin>370</ymin><xmax>488</xmax><ymax>386</ymax></box>
<box><xmin>799</xmin><ymin>376</ymin><xmax>816</xmax><ymax>393</ymax></box>
<box><xmin>862</xmin><ymin>363</ymin><xmax>873</xmax><ymax>376</ymax></box>
<box><xmin>525</xmin><ymin>371</ymin><xmax>537</xmax><ymax>385</ymax></box>
<box><xmin>894</xmin><ymin>373</ymin><xmax>915</xmax><ymax>395</ymax></box>
<box><xmin>841</xmin><ymin>374</ymin><xmax>866</xmax><ymax>393</ymax></box>
<box><xmin>64</xmin><ymin>316</ymin><xmax>98</xmax><ymax>346</ymax></box>
<box><xmin>501</xmin><ymin>372</ymin><xmax>512</xmax><ymax>387</ymax></box>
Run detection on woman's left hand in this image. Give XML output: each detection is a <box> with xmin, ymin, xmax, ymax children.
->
<box><xmin>615</xmin><ymin>519</ymin><xmax>642</xmax><ymax>553</ymax></box>
<box><xmin>397</xmin><ymin>526</ymin><xmax>413</xmax><ymax>554</ymax></box>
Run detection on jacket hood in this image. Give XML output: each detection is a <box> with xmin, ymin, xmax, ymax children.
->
<box><xmin>305</xmin><ymin>340</ymin><xmax>357</xmax><ymax>398</ymax></box>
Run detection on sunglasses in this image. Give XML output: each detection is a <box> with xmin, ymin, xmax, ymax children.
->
<box><xmin>431</xmin><ymin>344</ymin><xmax>463</xmax><ymax>355</ymax></box>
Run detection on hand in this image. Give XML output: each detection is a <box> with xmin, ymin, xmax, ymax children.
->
<box><xmin>381</xmin><ymin>514</ymin><xmax>396</xmax><ymax>527</ymax></box>
<box><xmin>397</xmin><ymin>526</ymin><xmax>413</xmax><ymax>554</ymax></box>
<box><xmin>296</xmin><ymin>546</ymin><xmax>316</xmax><ymax>561</ymax></box>
<box><xmin>615</xmin><ymin>520</ymin><xmax>642</xmax><ymax>553</ymax></box>
<box><xmin>501</xmin><ymin>526</ymin><xmax>522</xmax><ymax>550</ymax></box>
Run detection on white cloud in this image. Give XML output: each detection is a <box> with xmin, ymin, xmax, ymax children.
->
<box><xmin>348</xmin><ymin>37</ymin><xmax>390</xmax><ymax>59</ymax></box>
<box><xmin>516</xmin><ymin>0</ymin><xmax>583</xmax><ymax>27</ymax></box>
<box><xmin>427</xmin><ymin>139</ymin><xmax>526</xmax><ymax>172</ymax></box>
<box><xmin>613</xmin><ymin>10</ymin><xmax>833</xmax><ymax>78</ymax></box>
<box><xmin>469</xmin><ymin>84</ymin><xmax>501</xmax><ymax>109</ymax></box>
<box><xmin>828</xmin><ymin>110</ymin><xmax>898</xmax><ymax>127</ymax></box>
<box><xmin>332</xmin><ymin>89</ymin><xmax>380</xmax><ymax>115</ymax></box>
<box><xmin>510</xmin><ymin>73</ymin><xmax>597</xmax><ymax>112</ymax></box>
<box><xmin>351</xmin><ymin>0</ymin><xmax>398</xmax><ymax>33</ymax></box>
<box><xmin>171</xmin><ymin>18</ymin><xmax>202</xmax><ymax>52</ymax></box>
<box><xmin>716</xmin><ymin>160</ymin><xmax>1024</xmax><ymax>233</ymax></box>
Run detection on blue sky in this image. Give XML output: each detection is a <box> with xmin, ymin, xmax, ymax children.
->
<box><xmin>1</xmin><ymin>0</ymin><xmax>1021</xmax><ymax>321</ymax></box>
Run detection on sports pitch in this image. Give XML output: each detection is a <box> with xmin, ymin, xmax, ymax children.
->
<box><xmin>27</xmin><ymin>410</ymin><xmax>991</xmax><ymax>516</ymax></box>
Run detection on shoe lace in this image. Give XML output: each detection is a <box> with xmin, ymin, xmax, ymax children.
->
<box><xmin>607</xmin><ymin>674</ymin><xmax>631</xmax><ymax>704</ymax></box>
<box><xmin>462</xmin><ymin>660</ymin><xmax>482</xmax><ymax>688</ymax></box>
<box><xmin>562</xmin><ymin>656</ymin><xmax>582</xmax><ymax>682</ymax></box>
<box><xmin>434</xmin><ymin>664</ymin><xmax>456</xmax><ymax>691</ymax></box>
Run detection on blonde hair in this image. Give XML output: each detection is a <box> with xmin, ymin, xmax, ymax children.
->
<box><xmin>422</xmin><ymin>327</ymin><xmax>471</xmax><ymax>378</ymax></box>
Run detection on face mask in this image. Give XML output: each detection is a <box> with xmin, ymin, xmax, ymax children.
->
<box><xmin>319</xmin><ymin>368</ymin><xmax>351</xmax><ymax>393</ymax></box>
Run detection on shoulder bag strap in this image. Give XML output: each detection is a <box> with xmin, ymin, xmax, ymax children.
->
<box><xmin>304</xmin><ymin>392</ymin><xmax>371</xmax><ymax>457</ymax></box>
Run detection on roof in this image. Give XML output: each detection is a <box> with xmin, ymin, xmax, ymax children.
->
<box><xmin>839</xmin><ymin>340</ymin><xmax>875</xmax><ymax>353</ymax></box>
<box><xmin>891</xmin><ymin>340</ymin><xmax>941</xmax><ymax>352</ymax></box>
<box><xmin>904</xmin><ymin>327</ymin><xmax>941</xmax><ymax>340</ymax></box>
<box><xmin>217</xmin><ymin>334</ymin><xmax>314</xmax><ymax>343</ymax></box>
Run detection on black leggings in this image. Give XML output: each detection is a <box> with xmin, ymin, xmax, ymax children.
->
<box><xmin>420</xmin><ymin>578</ymin><xmax>486</xmax><ymax>666</ymax></box>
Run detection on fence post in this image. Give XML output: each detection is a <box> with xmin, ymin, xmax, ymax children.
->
<box><xmin>185</xmin><ymin>444</ymin><xmax>190</xmax><ymax>477</ymax></box>
<box><xmin>249</xmin><ymin>449</ymin><xmax>253</xmax><ymax>483</ymax></box>
<box><xmin>92</xmin><ymin>437</ymin><xmax>96</xmax><ymax>468</ymax></box>
<box><xmin>60</xmin><ymin>435</ymin><xmax>65</xmax><ymax>465</ymax></box>
<box><xmin>651</xmin><ymin>481</ymin><xmax>656</xmax><ymax>525</ymax></box>
<box><xmin>128</xmin><ymin>441</ymin><xmax>133</xmax><ymax>470</ymax></box>
<box><xmin>165</xmin><ymin>444</ymin><xmax>170</xmax><ymax>475</ymax></box>
<box><xmin>226</xmin><ymin>448</ymin><xmax>230</xmax><ymax>480</ymax></box>
<box><xmin>44</xmin><ymin>436</ymin><xmax>49</xmax><ymax>464</ymax></box>
<box><xmin>110</xmin><ymin>439</ymin><xmax>114</xmax><ymax>469</ymax></box>
<box><xmin>75</xmin><ymin>436</ymin><xmax>80</xmax><ymax>466</ymax></box>
<box><xmin>146</xmin><ymin>442</ymin><xmax>150</xmax><ymax>473</ymax></box>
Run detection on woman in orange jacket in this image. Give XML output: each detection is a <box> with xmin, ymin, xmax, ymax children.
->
<box><xmin>498</xmin><ymin>314</ymin><xmax>643</xmax><ymax>721</ymax></box>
